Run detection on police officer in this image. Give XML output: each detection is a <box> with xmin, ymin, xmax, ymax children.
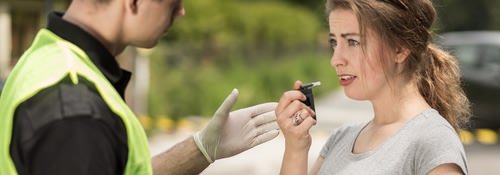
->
<box><xmin>0</xmin><ymin>0</ymin><xmax>279</xmax><ymax>174</ymax></box>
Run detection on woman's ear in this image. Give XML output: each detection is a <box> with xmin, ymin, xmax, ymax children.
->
<box><xmin>395</xmin><ymin>47</ymin><xmax>410</xmax><ymax>63</ymax></box>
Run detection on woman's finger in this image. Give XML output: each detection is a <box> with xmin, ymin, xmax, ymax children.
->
<box><xmin>276</xmin><ymin>90</ymin><xmax>306</xmax><ymax>114</ymax></box>
<box><xmin>294</xmin><ymin>80</ymin><xmax>303</xmax><ymax>90</ymax></box>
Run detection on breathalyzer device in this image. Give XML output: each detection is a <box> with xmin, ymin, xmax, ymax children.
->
<box><xmin>299</xmin><ymin>81</ymin><xmax>321</xmax><ymax>120</ymax></box>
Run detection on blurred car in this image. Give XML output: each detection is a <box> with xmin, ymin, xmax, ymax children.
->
<box><xmin>437</xmin><ymin>31</ymin><xmax>500</xmax><ymax>129</ymax></box>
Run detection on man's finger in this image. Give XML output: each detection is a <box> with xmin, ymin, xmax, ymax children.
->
<box><xmin>213</xmin><ymin>89</ymin><xmax>239</xmax><ymax>118</ymax></box>
<box><xmin>251</xmin><ymin>129</ymin><xmax>280</xmax><ymax>147</ymax></box>
<box><xmin>252</xmin><ymin>111</ymin><xmax>276</xmax><ymax>126</ymax></box>
<box><xmin>245</xmin><ymin>102</ymin><xmax>277</xmax><ymax>117</ymax></box>
<box><xmin>255</xmin><ymin>121</ymin><xmax>279</xmax><ymax>135</ymax></box>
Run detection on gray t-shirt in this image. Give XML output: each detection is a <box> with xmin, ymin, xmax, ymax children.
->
<box><xmin>318</xmin><ymin>109</ymin><xmax>467</xmax><ymax>175</ymax></box>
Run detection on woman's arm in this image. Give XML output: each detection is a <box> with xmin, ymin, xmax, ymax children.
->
<box><xmin>427</xmin><ymin>163</ymin><xmax>464</xmax><ymax>175</ymax></box>
<box><xmin>309</xmin><ymin>156</ymin><xmax>325</xmax><ymax>175</ymax></box>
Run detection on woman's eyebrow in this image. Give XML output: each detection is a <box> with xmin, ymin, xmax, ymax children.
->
<box><xmin>340</xmin><ymin>33</ymin><xmax>360</xmax><ymax>38</ymax></box>
<box><xmin>329</xmin><ymin>33</ymin><xmax>360</xmax><ymax>38</ymax></box>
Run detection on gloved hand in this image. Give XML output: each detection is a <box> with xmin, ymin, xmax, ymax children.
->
<box><xmin>193</xmin><ymin>89</ymin><xmax>279</xmax><ymax>163</ymax></box>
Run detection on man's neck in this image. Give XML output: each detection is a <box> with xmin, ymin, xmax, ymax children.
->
<box><xmin>63</xmin><ymin>0</ymin><xmax>126</xmax><ymax>56</ymax></box>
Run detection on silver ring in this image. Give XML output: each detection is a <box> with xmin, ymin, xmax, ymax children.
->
<box><xmin>293</xmin><ymin>111</ymin><xmax>304</xmax><ymax>126</ymax></box>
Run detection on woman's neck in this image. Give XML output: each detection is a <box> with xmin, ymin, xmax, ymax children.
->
<box><xmin>370</xmin><ymin>81</ymin><xmax>431</xmax><ymax>126</ymax></box>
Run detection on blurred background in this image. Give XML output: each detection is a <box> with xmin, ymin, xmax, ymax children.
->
<box><xmin>0</xmin><ymin>0</ymin><xmax>499</xmax><ymax>174</ymax></box>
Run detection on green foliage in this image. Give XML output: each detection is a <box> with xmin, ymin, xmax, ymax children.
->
<box><xmin>146</xmin><ymin>0</ymin><xmax>333</xmax><ymax>121</ymax></box>
<box><xmin>148</xmin><ymin>48</ymin><xmax>338</xmax><ymax>120</ymax></box>
<box><xmin>165</xmin><ymin>0</ymin><xmax>322</xmax><ymax>62</ymax></box>
<box><xmin>147</xmin><ymin>0</ymin><xmax>500</xmax><ymax>121</ymax></box>
<box><xmin>275</xmin><ymin>0</ymin><xmax>327</xmax><ymax>21</ymax></box>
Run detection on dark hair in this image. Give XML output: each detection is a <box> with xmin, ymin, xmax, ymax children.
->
<box><xmin>326</xmin><ymin>0</ymin><xmax>470</xmax><ymax>132</ymax></box>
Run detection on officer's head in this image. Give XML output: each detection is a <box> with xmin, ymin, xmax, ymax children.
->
<box><xmin>68</xmin><ymin>0</ymin><xmax>185</xmax><ymax>49</ymax></box>
<box><xmin>124</xmin><ymin>0</ymin><xmax>185</xmax><ymax>48</ymax></box>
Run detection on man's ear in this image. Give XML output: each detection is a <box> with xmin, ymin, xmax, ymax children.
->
<box><xmin>395</xmin><ymin>47</ymin><xmax>410</xmax><ymax>63</ymax></box>
<box><xmin>128</xmin><ymin>0</ymin><xmax>139</xmax><ymax>13</ymax></box>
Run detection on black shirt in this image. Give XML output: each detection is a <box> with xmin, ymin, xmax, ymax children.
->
<box><xmin>10</xmin><ymin>12</ymin><xmax>130</xmax><ymax>175</ymax></box>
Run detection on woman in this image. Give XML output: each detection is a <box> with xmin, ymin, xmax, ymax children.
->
<box><xmin>275</xmin><ymin>0</ymin><xmax>470</xmax><ymax>174</ymax></box>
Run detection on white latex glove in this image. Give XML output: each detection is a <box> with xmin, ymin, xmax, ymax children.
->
<box><xmin>193</xmin><ymin>89</ymin><xmax>279</xmax><ymax>163</ymax></box>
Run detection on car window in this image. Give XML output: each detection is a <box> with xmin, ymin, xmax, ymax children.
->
<box><xmin>448</xmin><ymin>44</ymin><xmax>480</xmax><ymax>66</ymax></box>
<box><xmin>482</xmin><ymin>45</ymin><xmax>500</xmax><ymax>65</ymax></box>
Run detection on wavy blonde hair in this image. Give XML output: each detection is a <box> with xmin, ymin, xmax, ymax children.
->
<box><xmin>326</xmin><ymin>0</ymin><xmax>471</xmax><ymax>132</ymax></box>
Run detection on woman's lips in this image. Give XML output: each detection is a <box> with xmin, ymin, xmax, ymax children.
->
<box><xmin>338</xmin><ymin>75</ymin><xmax>357</xmax><ymax>86</ymax></box>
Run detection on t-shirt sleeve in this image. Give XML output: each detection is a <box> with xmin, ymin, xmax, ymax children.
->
<box><xmin>26</xmin><ymin>118</ymin><xmax>123</xmax><ymax>175</ymax></box>
<box><xmin>10</xmin><ymin>82</ymin><xmax>128</xmax><ymax>175</ymax></box>
<box><xmin>415</xmin><ymin>125</ymin><xmax>468</xmax><ymax>175</ymax></box>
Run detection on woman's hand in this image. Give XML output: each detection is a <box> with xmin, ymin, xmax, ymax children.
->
<box><xmin>276</xmin><ymin>80</ymin><xmax>317</xmax><ymax>152</ymax></box>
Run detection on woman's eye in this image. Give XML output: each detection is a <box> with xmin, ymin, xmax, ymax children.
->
<box><xmin>348</xmin><ymin>39</ymin><xmax>360</xmax><ymax>46</ymax></box>
<box><xmin>329</xmin><ymin>38</ymin><xmax>337</xmax><ymax>48</ymax></box>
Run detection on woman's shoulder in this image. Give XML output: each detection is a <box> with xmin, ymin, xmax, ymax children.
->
<box><xmin>409</xmin><ymin>109</ymin><xmax>468</xmax><ymax>175</ymax></box>
<box><xmin>408</xmin><ymin>109</ymin><xmax>464</xmax><ymax>150</ymax></box>
<box><xmin>414</xmin><ymin>109</ymin><xmax>458</xmax><ymax>137</ymax></box>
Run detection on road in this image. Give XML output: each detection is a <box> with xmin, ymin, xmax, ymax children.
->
<box><xmin>149</xmin><ymin>90</ymin><xmax>500</xmax><ymax>174</ymax></box>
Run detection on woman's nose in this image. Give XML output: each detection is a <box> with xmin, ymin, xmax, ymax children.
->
<box><xmin>330</xmin><ymin>46</ymin><xmax>346</xmax><ymax>68</ymax></box>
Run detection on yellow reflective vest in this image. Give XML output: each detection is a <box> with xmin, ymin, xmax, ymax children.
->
<box><xmin>0</xmin><ymin>29</ymin><xmax>152</xmax><ymax>175</ymax></box>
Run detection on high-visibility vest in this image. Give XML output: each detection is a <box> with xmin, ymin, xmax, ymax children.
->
<box><xmin>0</xmin><ymin>29</ymin><xmax>152</xmax><ymax>175</ymax></box>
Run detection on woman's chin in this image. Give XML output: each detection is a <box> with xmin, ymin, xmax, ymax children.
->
<box><xmin>344</xmin><ymin>90</ymin><xmax>367</xmax><ymax>101</ymax></box>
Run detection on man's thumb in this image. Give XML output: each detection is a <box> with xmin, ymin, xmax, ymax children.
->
<box><xmin>213</xmin><ymin>89</ymin><xmax>239</xmax><ymax>118</ymax></box>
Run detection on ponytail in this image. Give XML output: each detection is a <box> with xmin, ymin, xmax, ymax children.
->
<box><xmin>416</xmin><ymin>44</ymin><xmax>471</xmax><ymax>132</ymax></box>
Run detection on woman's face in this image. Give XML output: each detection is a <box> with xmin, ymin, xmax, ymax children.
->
<box><xmin>328</xmin><ymin>9</ymin><xmax>390</xmax><ymax>101</ymax></box>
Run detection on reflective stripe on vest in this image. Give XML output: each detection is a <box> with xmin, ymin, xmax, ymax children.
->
<box><xmin>0</xmin><ymin>29</ymin><xmax>152</xmax><ymax>175</ymax></box>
